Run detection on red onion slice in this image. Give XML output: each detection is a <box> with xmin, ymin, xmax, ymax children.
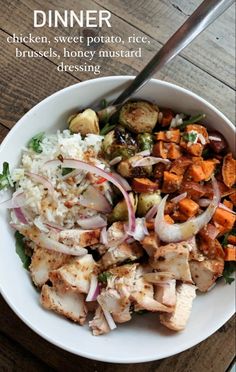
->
<box><xmin>145</xmin><ymin>204</ymin><xmax>159</xmax><ymax>220</ymax></box>
<box><xmin>100</xmin><ymin>226</ymin><xmax>108</xmax><ymax>246</ymax></box>
<box><xmin>208</xmin><ymin>136</ymin><xmax>222</xmax><ymax>142</ymax></box>
<box><xmin>171</xmin><ymin>192</ymin><xmax>187</xmax><ymax>204</ymax></box>
<box><xmin>128</xmin><ymin>218</ymin><xmax>149</xmax><ymax>241</ymax></box>
<box><xmin>13</xmin><ymin>208</ymin><xmax>28</xmax><ymax>225</ymax></box>
<box><xmin>25</xmin><ymin>172</ymin><xmax>55</xmax><ymax>196</ymax></box>
<box><xmin>136</xmin><ymin>150</ymin><xmax>151</xmax><ymax>156</ymax></box>
<box><xmin>1</xmin><ymin>191</ymin><xmax>28</xmax><ymax>209</ymax></box>
<box><xmin>198</xmin><ymin>198</ymin><xmax>211</xmax><ymax>207</ymax></box>
<box><xmin>80</xmin><ymin>186</ymin><xmax>112</xmax><ymax>213</ymax></box>
<box><xmin>78</xmin><ymin>215</ymin><xmax>107</xmax><ymax>229</ymax></box>
<box><xmin>131</xmin><ymin>156</ymin><xmax>170</xmax><ymax>167</ymax></box>
<box><xmin>45</xmin><ymin>159</ymin><xmax>136</xmax><ymax>233</ymax></box>
<box><xmin>155</xmin><ymin>177</ymin><xmax>220</xmax><ymax>243</ymax></box>
<box><xmin>111</xmin><ymin>172</ymin><xmax>131</xmax><ymax>191</ymax></box>
<box><xmin>109</xmin><ymin>156</ymin><xmax>122</xmax><ymax>166</ymax></box>
<box><xmin>101</xmin><ymin>306</ymin><xmax>117</xmax><ymax>331</ymax></box>
<box><xmin>44</xmin><ymin>222</ymin><xmax>64</xmax><ymax>231</ymax></box>
<box><xmin>86</xmin><ymin>275</ymin><xmax>100</xmax><ymax>302</ymax></box>
<box><xmin>219</xmin><ymin>203</ymin><xmax>236</xmax><ymax>215</ymax></box>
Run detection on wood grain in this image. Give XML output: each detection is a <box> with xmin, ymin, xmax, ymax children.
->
<box><xmin>0</xmin><ymin>331</ymin><xmax>53</xmax><ymax>371</ymax></box>
<box><xmin>0</xmin><ymin>30</ymin><xmax>79</xmax><ymax>128</ymax></box>
<box><xmin>0</xmin><ymin>295</ymin><xmax>235</xmax><ymax>372</ymax></box>
<box><xmin>95</xmin><ymin>0</ymin><xmax>236</xmax><ymax>88</ymax></box>
<box><xmin>0</xmin><ymin>0</ymin><xmax>235</xmax><ymax>124</ymax></box>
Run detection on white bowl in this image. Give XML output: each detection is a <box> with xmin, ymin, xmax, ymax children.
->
<box><xmin>0</xmin><ymin>77</ymin><xmax>235</xmax><ymax>363</ymax></box>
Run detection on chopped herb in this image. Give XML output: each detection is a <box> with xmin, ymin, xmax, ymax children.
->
<box><xmin>100</xmin><ymin>98</ymin><xmax>108</xmax><ymax>109</ymax></box>
<box><xmin>222</xmin><ymin>232</ymin><xmax>230</xmax><ymax>247</ymax></box>
<box><xmin>179</xmin><ymin>114</ymin><xmax>206</xmax><ymax>130</ymax></box>
<box><xmin>0</xmin><ymin>162</ymin><xmax>13</xmax><ymax>190</ymax></box>
<box><xmin>222</xmin><ymin>261</ymin><xmax>236</xmax><ymax>285</ymax></box>
<box><xmin>28</xmin><ymin>132</ymin><xmax>45</xmax><ymax>153</ymax></box>
<box><xmin>183</xmin><ymin>132</ymin><xmax>198</xmax><ymax>143</ymax></box>
<box><xmin>100</xmin><ymin>123</ymin><xmax>116</xmax><ymax>136</ymax></box>
<box><xmin>15</xmin><ymin>231</ymin><xmax>31</xmax><ymax>270</ymax></box>
<box><xmin>98</xmin><ymin>272</ymin><xmax>112</xmax><ymax>283</ymax></box>
<box><xmin>62</xmin><ymin>167</ymin><xmax>73</xmax><ymax>176</ymax></box>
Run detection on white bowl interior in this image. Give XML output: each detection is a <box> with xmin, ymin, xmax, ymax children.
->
<box><xmin>0</xmin><ymin>77</ymin><xmax>235</xmax><ymax>363</ymax></box>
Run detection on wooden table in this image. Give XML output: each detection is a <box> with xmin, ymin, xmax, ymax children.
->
<box><xmin>0</xmin><ymin>1</ymin><xmax>235</xmax><ymax>371</ymax></box>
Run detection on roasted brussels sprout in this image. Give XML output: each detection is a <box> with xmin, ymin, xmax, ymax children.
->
<box><xmin>117</xmin><ymin>155</ymin><xmax>152</xmax><ymax>178</ymax></box>
<box><xmin>137</xmin><ymin>133</ymin><xmax>154</xmax><ymax>151</ymax></box>
<box><xmin>68</xmin><ymin>109</ymin><xmax>99</xmax><ymax>135</ymax></box>
<box><xmin>119</xmin><ymin>101</ymin><xmax>159</xmax><ymax>133</ymax></box>
<box><xmin>109</xmin><ymin>193</ymin><xmax>138</xmax><ymax>222</ymax></box>
<box><xmin>137</xmin><ymin>191</ymin><xmax>162</xmax><ymax>216</ymax></box>
<box><xmin>102</xmin><ymin>126</ymin><xmax>137</xmax><ymax>160</ymax></box>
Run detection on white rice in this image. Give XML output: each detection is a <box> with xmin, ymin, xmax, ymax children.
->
<box><xmin>12</xmin><ymin>130</ymin><xmax>107</xmax><ymax>228</ymax></box>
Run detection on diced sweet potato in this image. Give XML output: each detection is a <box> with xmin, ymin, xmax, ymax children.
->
<box><xmin>178</xmin><ymin>198</ymin><xmax>199</xmax><ymax>217</ymax></box>
<box><xmin>187</xmin><ymin>160</ymin><xmax>216</xmax><ymax>182</ymax></box>
<box><xmin>224</xmin><ymin>245</ymin><xmax>236</xmax><ymax>261</ymax></box>
<box><xmin>164</xmin><ymin>214</ymin><xmax>174</xmax><ymax>224</ymax></box>
<box><xmin>186</xmin><ymin>124</ymin><xmax>209</xmax><ymax>140</ymax></box>
<box><xmin>198</xmin><ymin>238</ymin><xmax>225</xmax><ymax>259</ymax></box>
<box><xmin>199</xmin><ymin>223</ymin><xmax>220</xmax><ymax>241</ymax></box>
<box><xmin>170</xmin><ymin>157</ymin><xmax>192</xmax><ymax>176</ymax></box>
<box><xmin>153</xmin><ymin>162</ymin><xmax>167</xmax><ymax>180</ymax></box>
<box><xmin>162</xmin><ymin>172</ymin><xmax>183</xmax><ymax>193</ymax></box>
<box><xmin>229</xmin><ymin>191</ymin><xmax>236</xmax><ymax>206</ymax></box>
<box><xmin>180</xmin><ymin>140</ymin><xmax>203</xmax><ymax>157</ymax></box>
<box><xmin>180</xmin><ymin>181</ymin><xmax>205</xmax><ymax>201</ymax></box>
<box><xmin>132</xmin><ymin>178</ymin><xmax>159</xmax><ymax>193</ymax></box>
<box><xmin>172</xmin><ymin>210</ymin><xmax>188</xmax><ymax>222</ymax></box>
<box><xmin>228</xmin><ymin>235</ymin><xmax>236</xmax><ymax>245</ymax></box>
<box><xmin>156</xmin><ymin>129</ymin><xmax>180</xmax><ymax>143</ymax></box>
<box><xmin>201</xmin><ymin>160</ymin><xmax>217</xmax><ymax>180</ymax></box>
<box><xmin>160</xmin><ymin>109</ymin><xmax>175</xmax><ymax>127</ymax></box>
<box><xmin>212</xmin><ymin>208</ymin><xmax>235</xmax><ymax>233</ymax></box>
<box><xmin>145</xmin><ymin>220</ymin><xmax>155</xmax><ymax>230</ymax></box>
<box><xmin>168</xmin><ymin>143</ymin><xmax>182</xmax><ymax>159</ymax></box>
<box><xmin>187</xmin><ymin>164</ymin><xmax>206</xmax><ymax>182</ymax></box>
<box><xmin>222</xmin><ymin>153</ymin><xmax>236</xmax><ymax>188</ymax></box>
<box><xmin>152</xmin><ymin>141</ymin><xmax>168</xmax><ymax>159</ymax></box>
<box><xmin>223</xmin><ymin>200</ymin><xmax>233</xmax><ymax>210</ymax></box>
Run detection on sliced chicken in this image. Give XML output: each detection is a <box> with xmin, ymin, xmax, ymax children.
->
<box><xmin>190</xmin><ymin>258</ymin><xmax>224</xmax><ymax>292</ymax></box>
<box><xmin>40</xmin><ymin>285</ymin><xmax>87</xmax><ymax>324</ymax></box>
<box><xmin>59</xmin><ymin>229</ymin><xmax>100</xmax><ymax>247</ymax></box>
<box><xmin>89</xmin><ymin>305</ymin><xmax>110</xmax><ymax>335</ymax></box>
<box><xmin>97</xmin><ymin>288</ymin><xmax>131</xmax><ymax>323</ymax></box>
<box><xmin>141</xmin><ymin>232</ymin><xmax>159</xmax><ymax>257</ymax></box>
<box><xmin>100</xmin><ymin>242</ymin><xmax>143</xmax><ymax>269</ymax></box>
<box><xmin>49</xmin><ymin>254</ymin><xmax>97</xmax><ymax>294</ymax></box>
<box><xmin>160</xmin><ymin>283</ymin><xmax>196</xmax><ymax>331</ymax></box>
<box><xmin>154</xmin><ymin>279</ymin><xmax>176</xmax><ymax>307</ymax></box>
<box><xmin>150</xmin><ymin>243</ymin><xmax>192</xmax><ymax>283</ymax></box>
<box><xmin>131</xmin><ymin>277</ymin><xmax>173</xmax><ymax>313</ymax></box>
<box><xmin>30</xmin><ymin>247</ymin><xmax>70</xmax><ymax>287</ymax></box>
<box><xmin>186</xmin><ymin>237</ymin><xmax>205</xmax><ymax>262</ymax></box>
<box><xmin>107</xmin><ymin>222</ymin><xmax>125</xmax><ymax>244</ymax></box>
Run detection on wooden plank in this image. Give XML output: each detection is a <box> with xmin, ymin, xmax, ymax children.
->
<box><xmin>0</xmin><ymin>30</ymin><xmax>79</xmax><ymax>129</ymax></box>
<box><xmin>0</xmin><ymin>295</ymin><xmax>235</xmax><ymax>372</ymax></box>
<box><xmin>0</xmin><ymin>124</ymin><xmax>9</xmax><ymax>143</ymax></box>
<box><xmin>0</xmin><ymin>331</ymin><xmax>53</xmax><ymax>371</ymax></box>
<box><xmin>0</xmin><ymin>1</ymin><xmax>235</xmax><ymax>123</ymax></box>
<box><xmin>95</xmin><ymin>0</ymin><xmax>236</xmax><ymax>88</ymax></box>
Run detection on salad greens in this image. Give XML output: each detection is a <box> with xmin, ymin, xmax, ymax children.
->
<box><xmin>15</xmin><ymin>231</ymin><xmax>31</xmax><ymax>270</ymax></box>
<box><xmin>28</xmin><ymin>132</ymin><xmax>45</xmax><ymax>153</ymax></box>
<box><xmin>98</xmin><ymin>272</ymin><xmax>113</xmax><ymax>283</ymax></box>
<box><xmin>0</xmin><ymin>162</ymin><xmax>13</xmax><ymax>190</ymax></box>
<box><xmin>183</xmin><ymin>131</ymin><xmax>198</xmax><ymax>143</ymax></box>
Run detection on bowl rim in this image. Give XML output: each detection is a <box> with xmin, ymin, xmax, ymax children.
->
<box><xmin>0</xmin><ymin>76</ymin><xmax>235</xmax><ymax>364</ymax></box>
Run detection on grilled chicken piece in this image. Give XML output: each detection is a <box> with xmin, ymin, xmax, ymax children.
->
<box><xmin>186</xmin><ymin>237</ymin><xmax>204</xmax><ymax>262</ymax></box>
<box><xmin>107</xmin><ymin>221</ymin><xmax>125</xmax><ymax>244</ymax></box>
<box><xmin>40</xmin><ymin>285</ymin><xmax>87</xmax><ymax>324</ymax></box>
<box><xmin>141</xmin><ymin>232</ymin><xmax>159</xmax><ymax>256</ymax></box>
<box><xmin>131</xmin><ymin>277</ymin><xmax>173</xmax><ymax>313</ymax></box>
<box><xmin>190</xmin><ymin>258</ymin><xmax>224</xmax><ymax>292</ymax></box>
<box><xmin>30</xmin><ymin>247</ymin><xmax>70</xmax><ymax>287</ymax></box>
<box><xmin>150</xmin><ymin>243</ymin><xmax>192</xmax><ymax>283</ymax></box>
<box><xmin>160</xmin><ymin>283</ymin><xmax>196</xmax><ymax>331</ymax></box>
<box><xmin>89</xmin><ymin>306</ymin><xmax>110</xmax><ymax>335</ymax></box>
<box><xmin>100</xmin><ymin>242</ymin><xmax>143</xmax><ymax>269</ymax></box>
<box><xmin>59</xmin><ymin>229</ymin><xmax>100</xmax><ymax>247</ymax></box>
<box><xmin>154</xmin><ymin>279</ymin><xmax>176</xmax><ymax>307</ymax></box>
<box><xmin>49</xmin><ymin>254</ymin><xmax>97</xmax><ymax>294</ymax></box>
<box><xmin>97</xmin><ymin>288</ymin><xmax>131</xmax><ymax>323</ymax></box>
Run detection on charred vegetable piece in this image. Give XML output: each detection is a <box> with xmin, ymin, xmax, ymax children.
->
<box><xmin>119</xmin><ymin>101</ymin><xmax>159</xmax><ymax>133</ymax></box>
<box><xmin>137</xmin><ymin>133</ymin><xmax>154</xmax><ymax>151</ymax></box>
<box><xmin>208</xmin><ymin>131</ymin><xmax>227</xmax><ymax>154</ymax></box>
<box><xmin>69</xmin><ymin>109</ymin><xmax>99</xmax><ymax>135</ymax></box>
<box><xmin>117</xmin><ymin>156</ymin><xmax>152</xmax><ymax>178</ymax></box>
<box><xmin>102</xmin><ymin>126</ymin><xmax>137</xmax><ymax>160</ymax></box>
<box><xmin>109</xmin><ymin>193</ymin><xmax>138</xmax><ymax>222</ymax></box>
<box><xmin>132</xmin><ymin>178</ymin><xmax>159</xmax><ymax>193</ymax></box>
<box><xmin>137</xmin><ymin>191</ymin><xmax>161</xmax><ymax>216</ymax></box>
